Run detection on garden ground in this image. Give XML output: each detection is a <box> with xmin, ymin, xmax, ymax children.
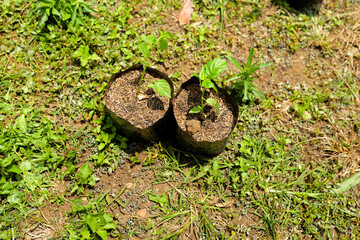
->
<box><xmin>0</xmin><ymin>0</ymin><xmax>360</xmax><ymax>239</ymax></box>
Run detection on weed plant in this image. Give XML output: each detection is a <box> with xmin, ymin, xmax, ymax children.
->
<box><xmin>227</xmin><ymin>48</ymin><xmax>272</xmax><ymax>104</ymax></box>
<box><xmin>33</xmin><ymin>0</ymin><xmax>97</xmax><ymax>30</ymax></box>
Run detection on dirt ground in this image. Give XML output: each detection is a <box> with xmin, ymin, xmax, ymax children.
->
<box><xmin>18</xmin><ymin>0</ymin><xmax>360</xmax><ymax>239</ymax></box>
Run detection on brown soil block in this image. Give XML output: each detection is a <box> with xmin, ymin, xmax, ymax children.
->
<box><xmin>172</xmin><ymin>76</ymin><xmax>239</xmax><ymax>156</ymax></box>
<box><xmin>105</xmin><ymin>65</ymin><xmax>174</xmax><ymax>142</ymax></box>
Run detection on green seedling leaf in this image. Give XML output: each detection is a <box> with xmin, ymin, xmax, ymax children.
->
<box><xmin>137</xmin><ymin>42</ymin><xmax>150</xmax><ymax>59</ymax></box>
<box><xmin>202</xmin><ymin>79</ymin><xmax>218</xmax><ymax>94</ymax></box>
<box><xmin>227</xmin><ymin>48</ymin><xmax>271</xmax><ymax>104</ymax></box>
<box><xmin>206</xmin><ymin>98</ymin><xmax>219</xmax><ymax>115</ymax></box>
<box><xmin>189</xmin><ymin>105</ymin><xmax>201</xmax><ymax>114</ymax></box>
<box><xmin>333</xmin><ymin>172</ymin><xmax>360</xmax><ymax>194</ymax></box>
<box><xmin>143</xmin><ymin>35</ymin><xmax>157</xmax><ymax>45</ymax></box>
<box><xmin>205</xmin><ymin>59</ymin><xmax>228</xmax><ymax>79</ymax></box>
<box><xmin>199</xmin><ymin>65</ymin><xmax>206</xmax><ymax>81</ymax></box>
<box><xmin>205</xmin><ymin>98</ymin><xmax>218</xmax><ymax>108</ymax></box>
<box><xmin>148</xmin><ymin>79</ymin><xmax>171</xmax><ymax>98</ymax></box>
<box><xmin>158</xmin><ymin>31</ymin><xmax>173</xmax><ymax>50</ymax></box>
<box><xmin>7</xmin><ymin>192</ymin><xmax>21</xmax><ymax>204</ymax></box>
<box><xmin>158</xmin><ymin>38</ymin><xmax>168</xmax><ymax>51</ymax></box>
<box><xmin>159</xmin><ymin>31</ymin><xmax>174</xmax><ymax>41</ymax></box>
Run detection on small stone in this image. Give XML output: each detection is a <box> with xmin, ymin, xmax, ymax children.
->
<box><xmin>137</xmin><ymin>94</ymin><xmax>149</xmax><ymax>101</ymax></box>
<box><xmin>125</xmin><ymin>183</ymin><xmax>133</xmax><ymax>189</ymax></box>
<box><xmin>136</xmin><ymin>209</ymin><xmax>147</xmax><ymax>218</ymax></box>
<box><xmin>185</xmin><ymin>119</ymin><xmax>201</xmax><ymax>134</ymax></box>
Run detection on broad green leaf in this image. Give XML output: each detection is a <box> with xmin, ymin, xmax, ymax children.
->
<box><xmin>205</xmin><ymin>98</ymin><xmax>218</xmax><ymax>107</ymax></box>
<box><xmin>150</xmin><ymin>79</ymin><xmax>171</xmax><ymax>98</ymax></box>
<box><xmin>158</xmin><ymin>38</ymin><xmax>168</xmax><ymax>51</ymax></box>
<box><xmin>253</xmin><ymin>89</ymin><xmax>265</xmax><ymax>101</ymax></box>
<box><xmin>103</xmin><ymin>214</ymin><xmax>114</xmax><ymax>223</ymax></box>
<box><xmin>206</xmin><ymin>98</ymin><xmax>219</xmax><ymax>115</ymax></box>
<box><xmin>98</xmin><ymin>142</ymin><xmax>106</xmax><ymax>151</ymax></box>
<box><xmin>202</xmin><ymin>79</ymin><xmax>215</xmax><ymax>89</ymax></box>
<box><xmin>96</xmin><ymin>229</ymin><xmax>107</xmax><ymax>240</ymax></box>
<box><xmin>80</xmin><ymin>229</ymin><xmax>90</xmax><ymax>239</ymax></box>
<box><xmin>19</xmin><ymin>161</ymin><xmax>32</xmax><ymax>172</ymax></box>
<box><xmin>81</xmin><ymin>45</ymin><xmax>91</xmax><ymax>66</ymax></box>
<box><xmin>202</xmin><ymin>80</ymin><xmax>218</xmax><ymax>94</ymax></box>
<box><xmin>143</xmin><ymin>35</ymin><xmax>157</xmax><ymax>45</ymax></box>
<box><xmin>159</xmin><ymin>31</ymin><xmax>174</xmax><ymax>41</ymax></box>
<box><xmin>7</xmin><ymin>164</ymin><xmax>22</xmax><ymax>174</ymax></box>
<box><xmin>87</xmin><ymin>215</ymin><xmax>99</xmax><ymax>233</ymax></box>
<box><xmin>199</xmin><ymin>65</ymin><xmax>206</xmax><ymax>81</ymax></box>
<box><xmin>15</xmin><ymin>114</ymin><xmax>27</xmax><ymax>133</ymax></box>
<box><xmin>103</xmin><ymin>223</ymin><xmax>116</xmax><ymax>230</ymax></box>
<box><xmin>205</xmin><ymin>59</ymin><xmax>228</xmax><ymax>79</ymax></box>
<box><xmin>63</xmin><ymin>12</ymin><xmax>71</xmax><ymax>20</ymax></box>
<box><xmin>39</xmin><ymin>13</ymin><xmax>49</xmax><ymax>28</ymax></box>
<box><xmin>90</xmin><ymin>53</ymin><xmax>101</xmax><ymax>61</ymax></box>
<box><xmin>52</xmin><ymin>7</ymin><xmax>61</xmax><ymax>17</ymax></box>
<box><xmin>137</xmin><ymin>42</ymin><xmax>150</xmax><ymax>59</ymax></box>
<box><xmin>189</xmin><ymin>105</ymin><xmax>201</xmax><ymax>114</ymax></box>
<box><xmin>101</xmin><ymin>131</ymin><xmax>109</xmax><ymax>143</ymax></box>
<box><xmin>78</xmin><ymin>161</ymin><xmax>92</xmax><ymax>181</ymax></box>
<box><xmin>7</xmin><ymin>192</ymin><xmax>21</xmax><ymax>204</ymax></box>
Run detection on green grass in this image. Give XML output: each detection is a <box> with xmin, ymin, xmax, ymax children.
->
<box><xmin>1</xmin><ymin>0</ymin><xmax>360</xmax><ymax>239</ymax></box>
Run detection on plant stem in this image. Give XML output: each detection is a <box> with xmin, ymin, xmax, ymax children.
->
<box><xmin>200</xmin><ymin>85</ymin><xmax>205</xmax><ymax>120</ymax></box>
<box><xmin>137</xmin><ymin>64</ymin><xmax>147</xmax><ymax>97</ymax></box>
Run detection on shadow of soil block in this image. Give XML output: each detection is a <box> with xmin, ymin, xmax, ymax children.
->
<box><xmin>105</xmin><ymin>65</ymin><xmax>174</xmax><ymax>142</ymax></box>
<box><xmin>172</xmin><ymin>77</ymin><xmax>239</xmax><ymax>156</ymax></box>
<box><xmin>286</xmin><ymin>0</ymin><xmax>322</xmax><ymax>9</ymax></box>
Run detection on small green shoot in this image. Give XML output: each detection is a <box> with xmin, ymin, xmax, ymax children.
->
<box><xmin>190</xmin><ymin>59</ymin><xmax>228</xmax><ymax>119</ymax></box>
<box><xmin>227</xmin><ymin>48</ymin><xmax>272</xmax><ymax>104</ymax></box>
<box><xmin>72</xmin><ymin>161</ymin><xmax>99</xmax><ymax>193</ymax></box>
<box><xmin>73</xmin><ymin>45</ymin><xmax>101</xmax><ymax>67</ymax></box>
<box><xmin>136</xmin><ymin>31</ymin><xmax>174</xmax><ymax>98</ymax></box>
<box><xmin>86</xmin><ymin>212</ymin><xmax>117</xmax><ymax>240</ymax></box>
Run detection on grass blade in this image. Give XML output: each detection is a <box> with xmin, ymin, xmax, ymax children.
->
<box><xmin>332</xmin><ymin>172</ymin><xmax>360</xmax><ymax>194</ymax></box>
